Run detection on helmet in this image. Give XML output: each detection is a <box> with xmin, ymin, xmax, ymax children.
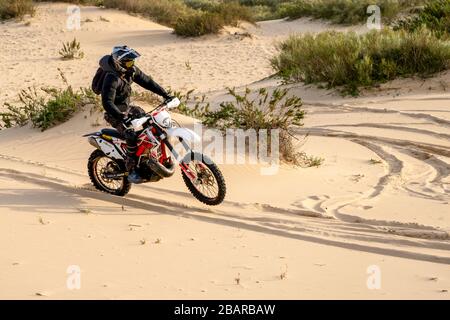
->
<box><xmin>111</xmin><ymin>45</ymin><xmax>141</xmax><ymax>72</ymax></box>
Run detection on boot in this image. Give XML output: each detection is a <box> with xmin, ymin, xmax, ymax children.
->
<box><xmin>125</xmin><ymin>150</ymin><xmax>143</xmax><ymax>184</ymax></box>
<box><xmin>128</xmin><ymin>169</ymin><xmax>143</xmax><ymax>184</ymax></box>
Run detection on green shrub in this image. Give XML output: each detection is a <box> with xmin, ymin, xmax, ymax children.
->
<box><xmin>34</xmin><ymin>0</ymin><xmax>104</xmax><ymax>4</ymax></box>
<box><xmin>179</xmin><ymin>87</ymin><xmax>321</xmax><ymax>166</ymax></box>
<box><xmin>184</xmin><ymin>0</ymin><xmax>217</xmax><ymax>11</ymax></box>
<box><xmin>0</xmin><ymin>0</ymin><xmax>35</xmax><ymax>20</ymax></box>
<box><xmin>271</xmin><ymin>28</ymin><xmax>450</xmax><ymax>95</ymax></box>
<box><xmin>201</xmin><ymin>87</ymin><xmax>304</xmax><ymax>130</ymax></box>
<box><xmin>239</xmin><ymin>0</ymin><xmax>281</xmax><ymax>7</ymax></box>
<box><xmin>103</xmin><ymin>0</ymin><xmax>194</xmax><ymax>27</ymax></box>
<box><xmin>394</xmin><ymin>0</ymin><xmax>450</xmax><ymax>39</ymax></box>
<box><xmin>1</xmin><ymin>71</ymin><xmax>99</xmax><ymax>131</ymax></box>
<box><xmin>174</xmin><ymin>11</ymin><xmax>225</xmax><ymax>36</ymax></box>
<box><xmin>211</xmin><ymin>1</ymin><xmax>255</xmax><ymax>26</ymax></box>
<box><xmin>59</xmin><ymin>38</ymin><xmax>84</xmax><ymax>60</ymax></box>
<box><xmin>279</xmin><ymin>0</ymin><xmax>426</xmax><ymax>24</ymax></box>
<box><xmin>103</xmin><ymin>0</ymin><xmax>254</xmax><ymax>36</ymax></box>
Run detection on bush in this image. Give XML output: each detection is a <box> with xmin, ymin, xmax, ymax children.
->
<box><xmin>103</xmin><ymin>0</ymin><xmax>254</xmax><ymax>36</ymax></box>
<box><xmin>271</xmin><ymin>28</ymin><xmax>450</xmax><ymax>95</ymax></box>
<box><xmin>0</xmin><ymin>0</ymin><xmax>35</xmax><ymax>20</ymax></box>
<box><xmin>211</xmin><ymin>1</ymin><xmax>255</xmax><ymax>26</ymax></box>
<box><xmin>103</xmin><ymin>0</ymin><xmax>194</xmax><ymax>27</ymax></box>
<box><xmin>1</xmin><ymin>70</ymin><xmax>99</xmax><ymax>131</ymax></box>
<box><xmin>59</xmin><ymin>38</ymin><xmax>84</xmax><ymax>60</ymax></box>
<box><xmin>178</xmin><ymin>87</ymin><xmax>320</xmax><ymax>166</ymax></box>
<box><xmin>207</xmin><ymin>1</ymin><xmax>292</xmax><ymax>21</ymax></box>
<box><xmin>394</xmin><ymin>0</ymin><xmax>450</xmax><ymax>39</ymax></box>
<box><xmin>184</xmin><ymin>0</ymin><xmax>217</xmax><ymax>11</ymax></box>
<box><xmin>174</xmin><ymin>11</ymin><xmax>225</xmax><ymax>36</ymax></box>
<box><xmin>174</xmin><ymin>1</ymin><xmax>254</xmax><ymax>37</ymax></box>
<box><xmin>279</xmin><ymin>0</ymin><xmax>426</xmax><ymax>24</ymax></box>
<box><xmin>34</xmin><ymin>0</ymin><xmax>104</xmax><ymax>4</ymax></box>
<box><xmin>239</xmin><ymin>0</ymin><xmax>280</xmax><ymax>7</ymax></box>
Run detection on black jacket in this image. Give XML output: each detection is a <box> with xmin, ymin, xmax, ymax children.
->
<box><xmin>99</xmin><ymin>55</ymin><xmax>169</xmax><ymax>121</ymax></box>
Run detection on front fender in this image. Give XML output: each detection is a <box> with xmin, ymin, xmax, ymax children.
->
<box><xmin>166</xmin><ymin>127</ymin><xmax>201</xmax><ymax>144</ymax></box>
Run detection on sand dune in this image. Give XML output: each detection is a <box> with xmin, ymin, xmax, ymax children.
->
<box><xmin>0</xmin><ymin>3</ymin><xmax>449</xmax><ymax>299</ymax></box>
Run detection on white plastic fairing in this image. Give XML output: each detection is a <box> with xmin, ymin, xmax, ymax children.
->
<box><xmin>153</xmin><ymin>110</ymin><xmax>172</xmax><ymax>128</ymax></box>
<box><xmin>131</xmin><ymin>116</ymin><xmax>150</xmax><ymax>131</ymax></box>
<box><xmin>166</xmin><ymin>127</ymin><xmax>201</xmax><ymax>144</ymax></box>
<box><xmin>94</xmin><ymin>137</ymin><xmax>124</xmax><ymax>160</ymax></box>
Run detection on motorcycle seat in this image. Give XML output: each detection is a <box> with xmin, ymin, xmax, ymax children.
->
<box><xmin>101</xmin><ymin>128</ymin><xmax>124</xmax><ymax>140</ymax></box>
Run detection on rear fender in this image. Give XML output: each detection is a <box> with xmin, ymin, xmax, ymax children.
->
<box><xmin>88</xmin><ymin>136</ymin><xmax>124</xmax><ymax>160</ymax></box>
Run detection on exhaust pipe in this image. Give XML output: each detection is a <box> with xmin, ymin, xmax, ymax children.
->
<box><xmin>145</xmin><ymin>158</ymin><xmax>175</xmax><ymax>178</ymax></box>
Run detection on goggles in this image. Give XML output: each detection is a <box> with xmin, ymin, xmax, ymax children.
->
<box><xmin>121</xmin><ymin>59</ymin><xmax>135</xmax><ymax>68</ymax></box>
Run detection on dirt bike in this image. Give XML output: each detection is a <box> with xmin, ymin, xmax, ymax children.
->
<box><xmin>83</xmin><ymin>98</ymin><xmax>226</xmax><ymax>206</ymax></box>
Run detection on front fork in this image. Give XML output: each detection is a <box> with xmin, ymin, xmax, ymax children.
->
<box><xmin>163</xmin><ymin>137</ymin><xmax>197</xmax><ymax>181</ymax></box>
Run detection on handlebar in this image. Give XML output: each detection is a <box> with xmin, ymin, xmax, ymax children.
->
<box><xmin>147</xmin><ymin>97</ymin><xmax>181</xmax><ymax>115</ymax></box>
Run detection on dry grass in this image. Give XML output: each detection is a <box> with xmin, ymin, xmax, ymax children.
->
<box><xmin>0</xmin><ymin>0</ymin><xmax>35</xmax><ymax>21</ymax></box>
<box><xmin>59</xmin><ymin>38</ymin><xmax>84</xmax><ymax>60</ymax></box>
<box><xmin>176</xmin><ymin>87</ymin><xmax>322</xmax><ymax>167</ymax></box>
<box><xmin>1</xmin><ymin>70</ymin><xmax>100</xmax><ymax>131</ymax></box>
<box><xmin>279</xmin><ymin>0</ymin><xmax>426</xmax><ymax>24</ymax></box>
<box><xmin>272</xmin><ymin>28</ymin><xmax>450</xmax><ymax>96</ymax></box>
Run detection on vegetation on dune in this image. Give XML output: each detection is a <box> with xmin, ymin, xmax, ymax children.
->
<box><xmin>0</xmin><ymin>70</ymin><xmax>100</xmax><ymax>131</ymax></box>
<box><xmin>13</xmin><ymin>0</ymin><xmax>438</xmax><ymax>37</ymax></box>
<box><xmin>59</xmin><ymin>38</ymin><xmax>85</xmax><ymax>60</ymax></box>
<box><xmin>103</xmin><ymin>0</ymin><xmax>193</xmax><ymax>27</ymax></box>
<box><xmin>278</xmin><ymin>0</ymin><xmax>427</xmax><ymax>24</ymax></box>
<box><xmin>174</xmin><ymin>2</ymin><xmax>254</xmax><ymax>37</ymax></box>
<box><xmin>271</xmin><ymin>28</ymin><xmax>450</xmax><ymax>96</ymax></box>
<box><xmin>0</xmin><ymin>0</ymin><xmax>35</xmax><ymax>20</ymax></box>
<box><xmin>102</xmin><ymin>0</ymin><xmax>255</xmax><ymax>37</ymax></box>
<box><xmin>174</xmin><ymin>11</ymin><xmax>228</xmax><ymax>36</ymax></box>
<box><xmin>181</xmin><ymin>0</ymin><xmax>428</xmax><ymax>24</ymax></box>
<box><xmin>173</xmin><ymin>87</ymin><xmax>322</xmax><ymax>167</ymax></box>
<box><xmin>2</xmin><ymin>0</ymin><xmax>448</xmax><ymax>163</ymax></box>
<box><xmin>394</xmin><ymin>0</ymin><xmax>450</xmax><ymax>39</ymax></box>
<box><xmin>2</xmin><ymin>0</ymin><xmax>434</xmax><ymax>28</ymax></box>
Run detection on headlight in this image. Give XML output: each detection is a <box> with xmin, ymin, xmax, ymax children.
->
<box><xmin>161</xmin><ymin>118</ymin><xmax>171</xmax><ymax>128</ymax></box>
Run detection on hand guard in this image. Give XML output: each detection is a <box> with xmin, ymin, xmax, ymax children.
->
<box><xmin>122</xmin><ymin>116</ymin><xmax>133</xmax><ymax>130</ymax></box>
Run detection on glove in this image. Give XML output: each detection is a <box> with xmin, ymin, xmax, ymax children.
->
<box><xmin>164</xmin><ymin>95</ymin><xmax>175</xmax><ymax>103</ymax></box>
<box><xmin>122</xmin><ymin>115</ymin><xmax>133</xmax><ymax>129</ymax></box>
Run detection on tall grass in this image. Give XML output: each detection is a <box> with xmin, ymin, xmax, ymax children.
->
<box><xmin>59</xmin><ymin>38</ymin><xmax>85</xmax><ymax>60</ymax></box>
<box><xmin>103</xmin><ymin>0</ymin><xmax>192</xmax><ymax>27</ymax></box>
<box><xmin>174</xmin><ymin>87</ymin><xmax>321</xmax><ymax>166</ymax></box>
<box><xmin>0</xmin><ymin>0</ymin><xmax>35</xmax><ymax>20</ymax></box>
<box><xmin>102</xmin><ymin>0</ymin><xmax>254</xmax><ymax>36</ymax></box>
<box><xmin>33</xmin><ymin>0</ymin><xmax>104</xmax><ymax>4</ymax></box>
<box><xmin>174</xmin><ymin>11</ymin><xmax>225</xmax><ymax>36</ymax></box>
<box><xmin>394</xmin><ymin>0</ymin><xmax>450</xmax><ymax>39</ymax></box>
<box><xmin>272</xmin><ymin>28</ymin><xmax>450</xmax><ymax>95</ymax></box>
<box><xmin>279</xmin><ymin>0</ymin><xmax>426</xmax><ymax>24</ymax></box>
<box><xmin>1</xmin><ymin>70</ymin><xmax>100</xmax><ymax>131</ymax></box>
<box><xmin>174</xmin><ymin>1</ymin><xmax>254</xmax><ymax>36</ymax></box>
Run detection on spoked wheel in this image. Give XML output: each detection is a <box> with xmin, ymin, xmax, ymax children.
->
<box><xmin>88</xmin><ymin>149</ymin><xmax>131</xmax><ymax>196</ymax></box>
<box><xmin>181</xmin><ymin>152</ymin><xmax>226</xmax><ymax>206</ymax></box>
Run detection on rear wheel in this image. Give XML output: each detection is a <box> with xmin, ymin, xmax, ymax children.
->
<box><xmin>88</xmin><ymin>149</ymin><xmax>131</xmax><ymax>196</ymax></box>
<box><xmin>181</xmin><ymin>152</ymin><xmax>226</xmax><ymax>206</ymax></box>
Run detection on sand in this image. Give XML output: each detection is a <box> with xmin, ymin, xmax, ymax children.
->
<box><xmin>0</xmin><ymin>3</ymin><xmax>449</xmax><ymax>299</ymax></box>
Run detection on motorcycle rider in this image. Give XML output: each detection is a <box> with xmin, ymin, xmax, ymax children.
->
<box><xmin>94</xmin><ymin>46</ymin><xmax>173</xmax><ymax>183</ymax></box>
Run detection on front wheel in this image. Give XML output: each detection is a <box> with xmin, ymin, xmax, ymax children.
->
<box><xmin>88</xmin><ymin>149</ymin><xmax>131</xmax><ymax>196</ymax></box>
<box><xmin>181</xmin><ymin>152</ymin><xmax>226</xmax><ymax>206</ymax></box>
